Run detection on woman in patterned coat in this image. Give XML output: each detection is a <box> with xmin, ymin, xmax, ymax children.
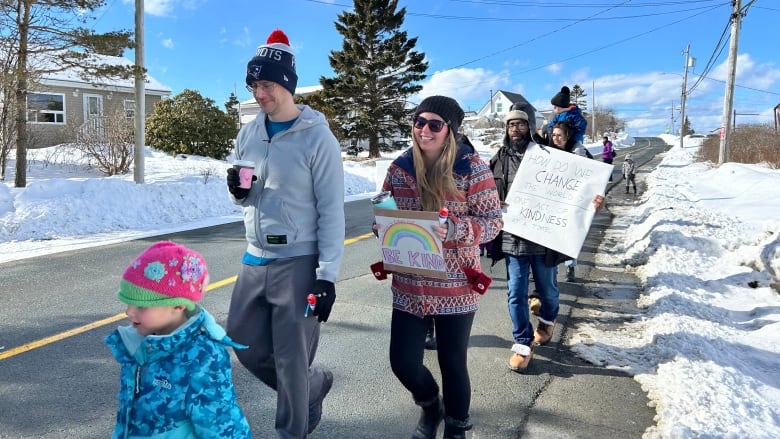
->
<box><xmin>375</xmin><ymin>96</ymin><xmax>503</xmax><ymax>439</ymax></box>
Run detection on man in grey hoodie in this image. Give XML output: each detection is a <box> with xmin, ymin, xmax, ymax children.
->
<box><xmin>225</xmin><ymin>28</ymin><xmax>345</xmax><ymax>439</ymax></box>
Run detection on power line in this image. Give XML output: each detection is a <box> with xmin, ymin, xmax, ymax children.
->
<box><xmin>512</xmin><ymin>3</ymin><xmax>723</xmax><ymax>75</ymax></box>
<box><xmin>301</xmin><ymin>0</ymin><xmax>777</xmax><ymax>99</ymax></box>
<box><xmin>686</xmin><ymin>21</ymin><xmax>731</xmax><ymax>95</ymax></box>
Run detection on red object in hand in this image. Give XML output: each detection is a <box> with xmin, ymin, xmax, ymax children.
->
<box><xmin>438</xmin><ymin>207</ymin><xmax>449</xmax><ymax>224</ymax></box>
<box><xmin>304</xmin><ymin>293</ymin><xmax>317</xmax><ymax>317</ymax></box>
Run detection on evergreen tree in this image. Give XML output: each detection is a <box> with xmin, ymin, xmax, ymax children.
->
<box><xmin>571</xmin><ymin>84</ymin><xmax>588</xmax><ymax>110</ymax></box>
<box><xmin>297</xmin><ymin>90</ymin><xmax>347</xmax><ymax>145</ymax></box>
<box><xmin>321</xmin><ymin>0</ymin><xmax>427</xmax><ymax>159</ymax></box>
<box><xmin>1</xmin><ymin>0</ymin><xmax>136</xmax><ymax>187</ymax></box>
<box><xmin>225</xmin><ymin>92</ymin><xmax>240</xmax><ymax>127</ymax></box>
<box><xmin>682</xmin><ymin>116</ymin><xmax>694</xmax><ymax>136</ymax></box>
<box><xmin>146</xmin><ymin>89</ymin><xmax>237</xmax><ymax>160</ymax></box>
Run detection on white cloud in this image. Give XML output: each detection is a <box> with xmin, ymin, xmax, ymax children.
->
<box><xmin>161</xmin><ymin>38</ymin><xmax>174</xmax><ymax>49</ymax></box>
<box><xmin>419</xmin><ymin>67</ymin><xmax>510</xmax><ymax>110</ymax></box>
<box><xmin>142</xmin><ymin>0</ymin><xmax>176</xmax><ymax>17</ymax></box>
<box><xmin>232</xmin><ymin>27</ymin><xmax>253</xmax><ymax>49</ymax></box>
<box><xmin>546</xmin><ymin>63</ymin><xmax>562</xmax><ymax>75</ymax></box>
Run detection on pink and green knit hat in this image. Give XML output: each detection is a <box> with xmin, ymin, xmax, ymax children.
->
<box><xmin>117</xmin><ymin>241</ymin><xmax>209</xmax><ymax>311</ymax></box>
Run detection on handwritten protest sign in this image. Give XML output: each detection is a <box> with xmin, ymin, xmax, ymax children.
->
<box><xmin>502</xmin><ymin>143</ymin><xmax>612</xmax><ymax>258</ymax></box>
<box><xmin>373</xmin><ymin>208</ymin><xmax>447</xmax><ymax>279</ymax></box>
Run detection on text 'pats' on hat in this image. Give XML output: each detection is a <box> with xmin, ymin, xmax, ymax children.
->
<box><xmin>246</xmin><ymin>29</ymin><xmax>298</xmax><ymax>96</ymax></box>
<box><xmin>117</xmin><ymin>241</ymin><xmax>209</xmax><ymax>311</ymax></box>
<box><xmin>414</xmin><ymin>95</ymin><xmax>465</xmax><ymax>134</ymax></box>
<box><xmin>550</xmin><ymin>86</ymin><xmax>571</xmax><ymax>108</ymax></box>
<box><xmin>506</xmin><ymin>109</ymin><xmax>529</xmax><ymax>123</ymax></box>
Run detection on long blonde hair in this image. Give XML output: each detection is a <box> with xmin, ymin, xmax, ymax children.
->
<box><xmin>411</xmin><ymin>129</ymin><xmax>461</xmax><ymax>211</ymax></box>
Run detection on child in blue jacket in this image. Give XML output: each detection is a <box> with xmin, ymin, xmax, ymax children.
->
<box><xmin>105</xmin><ymin>241</ymin><xmax>251</xmax><ymax>438</ymax></box>
<box><xmin>540</xmin><ymin>86</ymin><xmax>588</xmax><ymax>145</ymax></box>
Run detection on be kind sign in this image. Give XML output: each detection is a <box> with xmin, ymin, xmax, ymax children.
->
<box><xmin>373</xmin><ymin>208</ymin><xmax>447</xmax><ymax>279</ymax></box>
<box><xmin>503</xmin><ymin>143</ymin><xmax>612</xmax><ymax>258</ymax></box>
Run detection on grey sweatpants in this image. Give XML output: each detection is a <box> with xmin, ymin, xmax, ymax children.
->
<box><xmin>227</xmin><ymin>254</ymin><xmax>329</xmax><ymax>439</ymax></box>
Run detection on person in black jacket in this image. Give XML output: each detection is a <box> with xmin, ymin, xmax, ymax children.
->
<box><xmin>489</xmin><ymin>109</ymin><xmax>563</xmax><ymax>372</ymax></box>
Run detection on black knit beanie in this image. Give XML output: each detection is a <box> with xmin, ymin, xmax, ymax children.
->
<box><xmin>246</xmin><ymin>29</ymin><xmax>298</xmax><ymax>96</ymax></box>
<box><xmin>414</xmin><ymin>95</ymin><xmax>465</xmax><ymax>134</ymax></box>
<box><xmin>550</xmin><ymin>86</ymin><xmax>571</xmax><ymax>108</ymax></box>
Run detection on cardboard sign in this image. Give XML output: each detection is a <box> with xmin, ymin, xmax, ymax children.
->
<box><xmin>373</xmin><ymin>208</ymin><xmax>447</xmax><ymax>279</ymax></box>
<box><xmin>502</xmin><ymin>143</ymin><xmax>612</xmax><ymax>258</ymax></box>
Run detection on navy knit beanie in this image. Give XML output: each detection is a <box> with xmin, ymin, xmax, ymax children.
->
<box><xmin>414</xmin><ymin>96</ymin><xmax>465</xmax><ymax>134</ymax></box>
<box><xmin>246</xmin><ymin>29</ymin><xmax>298</xmax><ymax>96</ymax></box>
<box><xmin>550</xmin><ymin>86</ymin><xmax>571</xmax><ymax>108</ymax></box>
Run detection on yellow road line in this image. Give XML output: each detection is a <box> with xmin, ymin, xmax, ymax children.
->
<box><xmin>0</xmin><ymin>233</ymin><xmax>376</xmax><ymax>361</ymax></box>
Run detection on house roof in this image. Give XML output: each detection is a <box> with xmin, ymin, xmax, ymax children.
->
<box><xmin>39</xmin><ymin>53</ymin><xmax>171</xmax><ymax>95</ymax></box>
<box><xmin>500</xmin><ymin>90</ymin><xmax>535</xmax><ymax>111</ymax></box>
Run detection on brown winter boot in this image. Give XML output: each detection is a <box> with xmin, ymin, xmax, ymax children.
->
<box><xmin>508</xmin><ymin>343</ymin><xmax>533</xmax><ymax>372</ymax></box>
<box><xmin>411</xmin><ymin>395</ymin><xmax>444</xmax><ymax>439</ymax></box>
<box><xmin>534</xmin><ymin>321</ymin><xmax>555</xmax><ymax>345</ymax></box>
<box><xmin>528</xmin><ymin>296</ymin><xmax>541</xmax><ymax>316</ymax></box>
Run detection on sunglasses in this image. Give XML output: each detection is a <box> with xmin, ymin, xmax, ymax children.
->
<box><xmin>413</xmin><ymin>116</ymin><xmax>448</xmax><ymax>133</ymax></box>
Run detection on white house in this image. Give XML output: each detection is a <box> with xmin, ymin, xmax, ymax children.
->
<box><xmin>238</xmin><ymin>85</ymin><xmax>322</xmax><ymax>126</ymax></box>
<box><xmin>473</xmin><ymin>90</ymin><xmax>544</xmax><ymax>131</ymax></box>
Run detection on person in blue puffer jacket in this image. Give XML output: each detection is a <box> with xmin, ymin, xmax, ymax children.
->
<box><xmin>538</xmin><ymin>86</ymin><xmax>588</xmax><ymax>146</ymax></box>
<box><xmin>105</xmin><ymin>241</ymin><xmax>251</xmax><ymax>439</ymax></box>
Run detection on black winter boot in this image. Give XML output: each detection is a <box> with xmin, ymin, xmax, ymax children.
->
<box><xmin>424</xmin><ymin>320</ymin><xmax>437</xmax><ymax>350</ymax></box>
<box><xmin>411</xmin><ymin>396</ymin><xmax>444</xmax><ymax>439</ymax></box>
<box><xmin>443</xmin><ymin>415</ymin><xmax>473</xmax><ymax>439</ymax></box>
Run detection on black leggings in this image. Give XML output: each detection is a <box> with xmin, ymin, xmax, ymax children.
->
<box><xmin>389</xmin><ymin>309</ymin><xmax>475</xmax><ymax>420</ymax></box>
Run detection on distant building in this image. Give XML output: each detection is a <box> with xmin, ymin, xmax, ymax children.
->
<box><xmin>4</xmin><ymin>53</ymin><xmax>171</xmax><ymax>149</ymax></box>
<box><xmin>238</xmin><ymin>85</ymin><xmax>321</xmax><ymax>126</ymax></box>
<box><xmin>473</xmin><ymin>90</ymin><xmax>544</xmax><ymax>131</ymax></box>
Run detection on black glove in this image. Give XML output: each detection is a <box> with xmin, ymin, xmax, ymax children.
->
<box><xmin>226</xmin><ymin>167</ymin><xmax>256</xmax><ymax>199</ymax></box>
<box><xmin>311</xmin><ymin>280</ymin><xmax>336</xmax><ymax>323</ymax></box>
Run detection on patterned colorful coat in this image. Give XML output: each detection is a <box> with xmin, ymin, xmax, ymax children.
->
<box><xmin>381</xmin><ymin>142</ymin><xmax>503</xmax><ymax>317</ymax></box>
<box><xmin>105</xmin><ymin>307</ymin><xmax>251</xmax><ymax>438</ymax></box>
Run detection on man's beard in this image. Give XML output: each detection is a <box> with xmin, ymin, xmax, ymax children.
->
<box><xmin>509</xmin><ymin>136</ymin><xmax>529</xmax><ymax>152</ymax></box>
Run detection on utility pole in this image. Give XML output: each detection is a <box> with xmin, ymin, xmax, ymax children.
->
<box><xmin>591</xmin><ymin>80</ymin><xmax>596</xmax><ymax>140</ymax></box>
<box><xmin>679</xmin><ymin>43</ymin><xmax>691</xmax><ymax>149</ymax></box>
<box><xmin>718</xmin><ymin>0</ymin><xmax>743</xmax><ymax>164</ymax></box>
<box><xmin>134</xmin><ymin>0</ymin><xmax>146</xmax><ymax>184</ymax></box>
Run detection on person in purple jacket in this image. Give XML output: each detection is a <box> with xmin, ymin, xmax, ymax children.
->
<box><xmin>602</xmin><ymin>136</ymin><xmax>616</xmax><ymax>181</ymax></box>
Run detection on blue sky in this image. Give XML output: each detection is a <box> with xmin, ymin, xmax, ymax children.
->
<box><xmin>93</xmin><ymin>0</ymin><xmax>779</xmax><ymax>136</ymax></box>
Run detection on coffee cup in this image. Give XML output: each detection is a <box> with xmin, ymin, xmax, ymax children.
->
<box><xmin>232</xmin><ymin>160</ymin><xmax>256</xmax><ymax>189</ymax></box>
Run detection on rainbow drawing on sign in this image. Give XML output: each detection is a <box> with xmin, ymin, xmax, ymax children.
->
<box><xmin>382</xmin><ymin>222</ymin><xmax>440</xmax><ymax>253</ymax></box>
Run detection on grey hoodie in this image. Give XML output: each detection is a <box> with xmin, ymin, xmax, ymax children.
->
<box><xmin>231</xmin><ymin>104</ymin><xmax>345</xmax><ymax>283</ymax></box>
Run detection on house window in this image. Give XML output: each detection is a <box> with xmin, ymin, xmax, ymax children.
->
<box><xmin>27</xmin><ymin>92</ymin><xmax>65</xmax><ymax>124</ymax></box>
<box><xmin>124</xmin><ymin>99</ymin><xmax>135</xmax><ymax>118</ymax></box>
<box><xmin>496</xmin><ymin>102</ymin><xmax>503</xmax><ymax>113</ymax></box>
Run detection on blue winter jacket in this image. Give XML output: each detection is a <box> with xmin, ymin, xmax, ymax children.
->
<box><xmin>105</xmin><ymin>307</ymin><xmax>251</xmax><ymax>439</ymax></box>
<box><xmin>546</xmin><ymin>105</ymin><xmax>588</xmax><ymax>143</ymax></box>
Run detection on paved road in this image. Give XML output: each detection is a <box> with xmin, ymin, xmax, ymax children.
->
<box><xmin>0</xmin><ymin>138</ymin><xmax>666</xmax><ymax>438</ymax></box>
